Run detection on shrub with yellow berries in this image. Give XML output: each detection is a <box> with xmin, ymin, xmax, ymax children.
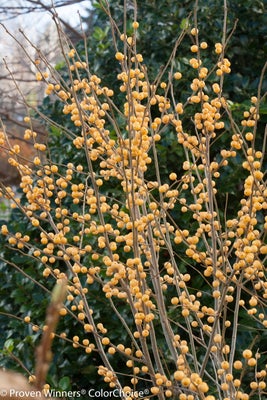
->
<box><xmin>0</xmin><ymin>0</ymin><xmax>266</xmax><ymax>398</ymax></box>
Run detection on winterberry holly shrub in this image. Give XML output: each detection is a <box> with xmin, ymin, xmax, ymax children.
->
<box><xmin>0</xmin><ymin>1</ymin><xmax>267</xmax><ymax>399</ymax></box>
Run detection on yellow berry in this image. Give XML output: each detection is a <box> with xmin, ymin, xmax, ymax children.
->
<box><xmin>78</xmin><ymin>312</ymin><xmax>85</xmax><ymax>320</ymax></box>
<box><xmin>250</xmin><ymin>381</ymin><xmax>258</xmax><ymax>390</ymax></box>
<box><xmin>182</xmin><ymin>309</ymin><xmax>190</xmax><ymax>317</ymax></box>
<box><xmin>150</xmin><ymin>387</ymin><xmax>159</xmax><ymax>394</ymax></box>
<box><xmin>254</xmin><ymin>170</ymin><xmax>263</xmax><ymax>180</ymax></box>
<box><xmin>165</xmin><ymin>389</ymin><xmax>172</xmax><ymax>397</ymax></box>
<box><xmin>102</xmin><ymin>337</ymin><xmax>110</xmax><ymax>345</ymax></box>
<box><xmin>135</xmin><ymin>350</ymin><xmax>143</xmax><ymax>358</ymax></box>
<box><xmin>169</xmin><ymin>172</ymin><xmax>177</xmax><ymax>181</ymax></box>
<box><xmin>84</xmin><ymin>324</ymin><xmax>93</xmax><ymax>332</ymax></box>
<box><xmin>174</xmin><ymin>72</ymin><xmax>182</xmax><ymax>80</ymax></box>
<box><xmin>245</xmin><ymin>132</ymin><xmax>254</xmax><ymax>141</ymax></box>
<box><xmin>108</xmin><ymin>347</ymin><xmax>116</xmax><ymax>355</ymax></box>
<box><xmin>258</xmin><ymin>381</ymin><xmax>266</xmax><ymax>389</ymax></box>
<box><xmin>191</xmin><ymin>28</ymin><xmax>199</xmax><ymax>36</ymax></box>
<box><xmin>68</xmin><ymin>49</ymin><xmax>76</xmax><ymax>58</ymax></box>
<box><xmin>198</xmin><ymin>382</ymin><xmax>209</xmax><ymax>393</ymax></box>
<box><xmin>243</xmin><ymin>349</ymin><xmax>252</xmax><ymax>359</ymax></box>
<box><xmin>247</xmin><ymin>357</ymin><xmax>256</xmax><ymax>367</ymax></box>
<box><xmin>36</xmin><ymin>72</ymin><xmax>42</xmax><ymax>81</ymax></box>
<box><xmin>221</xmin><ymin>361</ymin><xmax>229</xmax><ymax>370</ymax></box>
<box><xmin>31</xmin><ymin>219</ymin><xmax>40</xmax><ymax>227</ymax></box>
<box><xmin>181</xmin><ymin>377</ymin><xmax>190</xmax><ymax>387</ymax></box>
<box><xmin>174</xmin><ymin>370</ymin><xmax>184</xmax><ymax>381</ymax></box>
<box><xmin>212</xmin><ymin>83</ymin><xmax>221</xmax><ymax>94</ymax></box>
<box><xmin>249</xmin><ymin>296</ymin><xmax>258</xmax><ymax>307</ymax></box>
<box><xmin>200</xmin><ymin>41</ymin><xmax>208</xmax><ymax>49</ymax></box>
<box><xmin>221</xmin><ymin>382</ymin><xmax>229</xmax><ymax>391</ymax></box>
<box><xmin>191</xmin><ymin>45</ymin><xmax>198</xmax><ymax>53</ymax></box>
<box><xmin>215</xmin><ymin>43</ymin><xmax>223</xmax><ymax>54</ymax></box>
<box><xmin>132</xmin><ymin>21</ymin><xmax>139</xmax><ymax>29</ymax></box>
<box><xmin>115</xmin><ymin>52</ymin><xmax>124</xmax><ymax>61</ymax></box>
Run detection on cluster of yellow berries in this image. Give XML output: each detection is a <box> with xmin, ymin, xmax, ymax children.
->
<box><xmin>1</xmin><ymin>18</ymin><xmax>266</xmax><ymax>400</ymax></box>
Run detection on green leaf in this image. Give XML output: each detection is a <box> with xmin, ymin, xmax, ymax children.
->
<box><xmin>58</xmin><ymin>376</ymin><xmax>71</xmax><ymax>391</ymax></box>
<box><xmin>260</xmin><ymin>105</ymin><xmax>267</xmax><ymax>114</ymax></box>
<box><xmin>180</xmin><ymin>18</ymin><xmax>190</xmax><ymax>30</ymax></box>
<box><xmin>55</xmin><ymin>61</ymin><xmax>65</xmax><ymax>71</ymax></box>
<box><xmin>4</xmin><ymin>339</ymin><xmax>14</xmax><ymax>352</ymax></box>
<box><xmin>93</xmin><ymin>26</ymin><xmax>109</xmax><ymax>41</ymax></box>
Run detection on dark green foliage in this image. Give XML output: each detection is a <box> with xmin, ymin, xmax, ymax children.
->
<box><xmin>87</xmin><ymin>0</ymin><xmax>266</xmax><ymax>97</ymax></box>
